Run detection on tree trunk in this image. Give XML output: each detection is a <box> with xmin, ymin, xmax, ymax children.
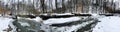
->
<box><xmin>40</xmin><ymin>0</ymin><xmax>45</xmax><ymax>13</ymax></box>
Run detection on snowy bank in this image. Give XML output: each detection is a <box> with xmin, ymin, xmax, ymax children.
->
<box><xmin>0</xmin><ymin>17</ymin><xmax>13</xmax><ymax>32</ymax></box>
<box><xmin>93</xmin><ymin>16</ymin><xmax>120</xmax><ymax>32</ymax></box>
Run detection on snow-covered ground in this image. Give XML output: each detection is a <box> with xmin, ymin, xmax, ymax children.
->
<box><xmin>0</xmin><ymin>17</ymin><xmax>13</xmax><ymax>32</ymax></box>
<box><xmin>93</xmin><ymin>16</ymin><xmax>120</xmax><ymax>32</ymax></box>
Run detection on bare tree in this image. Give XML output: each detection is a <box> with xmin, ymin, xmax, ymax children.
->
<box><xmin>40</xmin><ymin>0</ymin><xmax>45</xmax><ymax>13</ymax></box>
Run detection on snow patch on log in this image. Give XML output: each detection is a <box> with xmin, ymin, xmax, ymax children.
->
<box><xmin>43</xmin><ymin>17</ymin><xmax>81</xmax><ymax>25</ymax></box>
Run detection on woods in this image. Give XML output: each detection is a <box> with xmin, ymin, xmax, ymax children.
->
<box><xmin>0</xmin><ymin>0</ymin><xmax>119</xmax><ymax>15</ymax></box>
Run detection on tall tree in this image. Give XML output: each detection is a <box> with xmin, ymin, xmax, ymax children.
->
<box><xmin>40</xmin><ymin>0</ymin><xmax>45</xmax><ymax>13</ymax></box>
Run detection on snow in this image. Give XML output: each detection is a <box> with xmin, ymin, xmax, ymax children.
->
<box><xmin>0</xmin><ymin>14</ymin><xmax>1</xmax><ymax>16</ymax></box>
<box><xmin>9</xmin><ymin>21</ymin><xmax>17</xmax><ymax>32</ymax></box>
<box><xmin>34</xmin><ymin>17</ymin><xmax>43</xmax><ymax>22</ymax></box>
<box><xmin>51</xmin><ymin>20</ymin><xmax>95</xmax><ymax>32</ymax></box>
<box><xmin>51</xmin><ymin>13</ymin><xmax>74</xmax><ymax>16</ymax></box>
<box><xmin>91</xmin><ymin>14</ymin><xmax>101</xmax><ymax>18</ymax></box>
<box><xmin>43</xmin><ymin>17</ymin><xmax>81</xmax><ymax>25</ymax></box>
<box><xmin>17</xmin><ymin>16</ymin><xmax>43</xmax><ymax>23</ymax></box>
<box><xmin>27</xmin><ymin>17</ymin><xmax>43</xmax><ymax>22</ymax></box>
<box><xmin>18</xmin><ymin>22</ymin><xmax>30</xmax><ymax>27</ymax></box>
<box><xmin>0</xmin><ymin>17</ymin><xmax>13</xmax><ymax>32</ymax></box>
<box><xmin>41</xmin><ymin>13</ymin><xmax>74</xmax><ymax>16</ymax></box>
<box><xmin>93</xmin><ymin>16</ymin><xmax>120</xmax><ymax>32</ymax></box>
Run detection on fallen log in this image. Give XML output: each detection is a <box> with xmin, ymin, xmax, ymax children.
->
<box><xmin>13</xmin><ymin>13</ymin><xmax>116</xmax><ymax>20</ymax></box>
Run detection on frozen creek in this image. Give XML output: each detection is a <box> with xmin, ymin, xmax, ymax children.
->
<box><xmin>0</xmin><ymin>15</ymin><xmax>120</xmax><ymax>32</ymax></box>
